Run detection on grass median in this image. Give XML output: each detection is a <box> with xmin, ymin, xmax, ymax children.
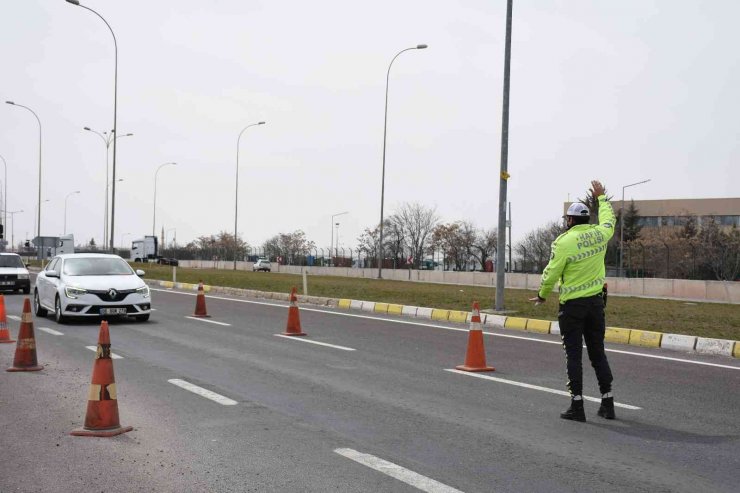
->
<box><xmin>139</xmin><ymin>263</ymin><xmax>740</xmax><ymax>341</ymax></box>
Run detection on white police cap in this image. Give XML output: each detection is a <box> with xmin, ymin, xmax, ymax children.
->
<box><xmin>566</xmin><ymin>203</ymin><xmax>590</xmax><ymax>217</ymax></box>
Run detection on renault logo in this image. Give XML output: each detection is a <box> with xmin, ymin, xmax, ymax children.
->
<box><xmin>108</xmin><ymin>288</ymin><xmax>118</xmax><ymax>299</ymax></box>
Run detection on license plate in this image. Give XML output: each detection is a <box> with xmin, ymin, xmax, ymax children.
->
<box><xmin>100</xmin><ymin>307</ymin><xmax>127</xmax><ymax>315</ymax></box>
<box><xmin>0</xmin><ymin>281</ymin><xmax>13</xmax><ymax>286</ymax></box>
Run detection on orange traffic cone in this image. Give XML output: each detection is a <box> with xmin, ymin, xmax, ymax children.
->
<box><xmin>283</xmin><ymin>287</ymin><xmax>306</xmax><ymax>336</ymax></box>
<box><xmin>71</xmin><ymin>320</ymin><xmax>133</xmax><ymax>437</ymax></box>
<box><xmin>455</xmin><ymin>301</ymin><xmax>495</xmax><ymax>372</ymax></box>
<box><xmin>0</xmin><ymin>294</ymin><xmax>14</xmax><ymax>344</ymax></box>
<box><xmin>6</xmin><ymin>299</ymin><xmax>42</xmax><ymax>371</ymax></box>
<box><xmin>193</xmin><ymin>281</ymin><xmax>209</xmax><ymax>318</ymax></box>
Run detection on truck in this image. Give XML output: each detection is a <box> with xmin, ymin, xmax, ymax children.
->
<box><xmin>130</xmin><ymin>236</ymin><xmax>159</xmax><ymax>262</ymax></box>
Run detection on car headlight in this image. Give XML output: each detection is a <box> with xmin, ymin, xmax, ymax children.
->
<box><xmin>136</xmin><ymin>286</ymin><xmax>150</xmax><ymax>298</ymax></box>
<box><xmin>17</xmin><ymin>273</ymin><xmax>29</xmax><ymax>280</ymax></box>
<box><xmin>65</xmin><ymin>286</ymin><xmax>88</xmax><ymax>299</ymax></box>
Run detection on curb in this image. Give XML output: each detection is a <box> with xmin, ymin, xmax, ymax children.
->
<box><xmin>147</xmin><ymin>280</ymin><xmax>739</xmax><ymax>360</ymax></box>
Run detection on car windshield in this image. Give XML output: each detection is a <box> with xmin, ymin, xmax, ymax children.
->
<box><xmin>0</xmin><ymin>256</ymin><xmax>25</xmax><ymax>268</ymax></box>
<box><xmin>63</xmin><ymin>258</ymin><xmax>134</xmax><ymax>276</ymax></box>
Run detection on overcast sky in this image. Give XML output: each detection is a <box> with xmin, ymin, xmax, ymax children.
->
<box><xmin>1</xmin><ymin>0</ymin><xmax>738</xmax><ymax>253</ymax></box>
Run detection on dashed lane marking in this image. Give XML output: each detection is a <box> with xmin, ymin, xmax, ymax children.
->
<box><xmin>273</xmin><ymin>334</ymin><xmax>356</xmax><ymax>351</ymax></box>
<box><xmin>150</xmin><ymin>288</ymin><xmax>740</xmax><ymax>372</ymax></box>
<box><xmin>168</xmin><ymin>378</ymin><xmax>238</xmax><ymax>405</ymax></box>
<box><xmin>184</xmin><ymin>316</ymin><xmax>231</xmax><ymax>326</ymax></box>
<box><xmin>445</xmin><ymin>369</ymin><xmax>641</xmax><ymax>410</ymax></box>
<box><xmin>38</xmin><ymin>327</ymin><xmax>64</xmax><ymax>336</ymax></box>
<box><xmin>8</xmin><ymin>315</ymin><xmax>21</xmax><ymax>321</ymax></box>
<box><xmin>334</xmin><ymin>448</ymin><xmax>464</xmax><ymax>493</ymax></box>
<box><xmin>85</xmin><ymin>346</ymin><xmax>123</xmax><ymax>359</ymax></box>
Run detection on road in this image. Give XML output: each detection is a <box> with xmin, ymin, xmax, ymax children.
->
<box><xmin>1</xmin><ymin>281</ymin><xmax>739</xmax><ymax>492</ymax></box>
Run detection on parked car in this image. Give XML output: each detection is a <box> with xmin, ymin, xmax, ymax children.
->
<box><xmin>34</xmin><ymin>253</ymin><xmax>152</xmax><ymax>323</ymax></box>
<box><xmin>157</xmin><ymin>258</ymin><xmax>179</xmax><ymax>266</ymax></box>
<box><xmin>253</xmin><ymin>259</ymin><xmax>271</xmax><ymax>272</ymax></box>
<box><xmin>0</xmin><ymin>253</ymin><xmax>31</xmax><ymax>294</ymax></box>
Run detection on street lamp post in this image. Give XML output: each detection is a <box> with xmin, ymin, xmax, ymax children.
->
<box><xmin>377</xmin><ymin>43</ymin><xmax>427</xmax><ymax>279</ymax></box>
<box><xmin>152</xmin><ymin>162</ymin><xmax>177</xmax><ymax>236</ymax></box>
<box><xmin>495</xmin><ymin>0</ymin><xmax>513</xmax><ymax>311</ymax></box>
<box><xmin>5</xmin><ymin>101</ymin><xmax>42</xmax><ymax>242</ymax></box>
<box><xmin>64</xmin><ymin>190</ymin><xmax>81</xmax><ymax>234</ymax></box>
<box><xmin>84</xmin><ymin>127</ymin><xmax>132</xmax><ymax>246</ymax></box>
<box><xmin>0</xmin><ymin>154</ymin><xmax>7</xmax><ymax>239</ymax></box>
<box><xmin>330</xmin><ymin>211</ymin><xmax>348</xmax><ymax>265</ymax></box>
<box><xmin>66</xmin><ymin>0</ymin><xmax>119</xmax><ymax>251</ymax></box>
<box><xmin>619</xmin><ymin>179</ymin><xmax>651</xmax><ymax>277</ymax></box>
<box><xmin>335</xmin><ymin>222</ymin><xmax>341</xmax><ymax>259</ymax></box>
<box><xmin>234</xmin><ymin>121</ymin><xmax>265</xmax><ymax>270</ymax></box>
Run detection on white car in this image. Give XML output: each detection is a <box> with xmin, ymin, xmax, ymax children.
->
<box><xmin>252</xmin><ymin>259</ymin><xmax>271</xmax><ymax>272</ymax></box>
<box><xmin>0</xmin><ymin>253</ymin><xmax>31</xmax><ymax>294</ymax></box>
<box><xmin>34</xmin><ymin>253</ymin><xmax>152</xmax><ymax>323</ymax></box>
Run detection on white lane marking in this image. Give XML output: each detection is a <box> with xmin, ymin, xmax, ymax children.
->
<box><xmin>38</xmin><ymin>327</ymin><xmax>64</xmax><ymax>336</ymax></box>
<box><xmin>184</xmin><ymin>316</ymin><xmax>231</xmax><ymax>326</ymax></box>
<box><xmin>85</xmin><ymin>346</ymin><xmax>123</xmax><ymax>359</ymax></box>
<box><xmin>334</xmin><ymin>448</ymin><xmax>464</xmax><ymax>493</ymax></box>
<box><xmin>8</xmin><ymin>315</ymin><xmax>21</xmax><ymax>321</ymax></box>
<box><xmin>168</xmin><ymin>378</ymin><xmax>237</xmax><ymax>405</ymax></box>
<box><xmin>273</xmin><ymin>334</ymin><xmax>356</xmax><ymax>351</ymax></box>
<box><xmin>150</xmin><ymin>288</ymin><xmax>740</xmax><ymax>371</ymax></box>
<box><xmin>445</xmin><ymin>369</ymin><xmax>641</xmax><ymax>410</ymax></box>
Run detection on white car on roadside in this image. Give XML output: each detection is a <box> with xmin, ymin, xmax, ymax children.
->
<box><xmin>0</xmin><ymin>253</ymin><xmax>31</xmax><ymax>294</ymax></box>
<box><xmin>252</xmin><ymin>259</ymin><xmax>271</xmax><ymax>272</ymax></box>
<box><xmin>34</xmin><ymin>253</ymin><xmax>152</xmax><ymax>323</ymax></box>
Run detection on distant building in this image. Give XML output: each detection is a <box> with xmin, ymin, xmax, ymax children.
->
<box><xmin>563</xmin><ymin>197</ymin><xmax>740</xmax><ymax>230</ymax></box>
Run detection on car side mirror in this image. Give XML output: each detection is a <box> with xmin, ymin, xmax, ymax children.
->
<box><xmin>46</xmin><ymin>271</ymin><xmax>59</xmax><ymax>278</ymax></box>
<box><xmin>136</xmin><ymin>269</ymin><xmax>146</xmax><ymax>277</ymax></box>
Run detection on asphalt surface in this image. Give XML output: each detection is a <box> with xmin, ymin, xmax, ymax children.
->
<box><xmin>1</xmin><ymin>281</ymin><xmax>739</xmax><ymax>493</ymax></box>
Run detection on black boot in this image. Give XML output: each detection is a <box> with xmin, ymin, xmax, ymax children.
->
<box><xmin>597</xmin><ymin>396</ymin><xmax>615</xmax><ymax>419</ymax></box>
<box><xmin>560</xmin><ymin>398</ymin><xmax>586</xmax><ymax>422</ymax></box>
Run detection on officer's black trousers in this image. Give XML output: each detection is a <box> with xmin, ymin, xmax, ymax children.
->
<box><xmin>558</xmin><ymin>294</ymin><xmax>613</xmax><ymax>396</ymax></box>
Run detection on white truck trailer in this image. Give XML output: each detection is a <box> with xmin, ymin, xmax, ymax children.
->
<box><xmin>130</xmin><ymin>235</ymin><xmax>159</xmax><ymax>262</ymax></box>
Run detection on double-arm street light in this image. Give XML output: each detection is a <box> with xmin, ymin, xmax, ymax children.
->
<box><xmin>64</xmin><ymin>191</ymin><xmax>81</xmax><ymax>234</ymax></box>
<box><xmin>84</xmin><ymin>127</ymin><xmax>132</xmax><ymax>245</ymax></box>
<box><xmin>619</xmin><ymin>178</ymin><xmax>651</xmax><ymax>277</ymax></box>
<box><xmin>66</xmin><ymin>0</ymin><xmax>120</xmax><ymax>251</ymax></box>
<box><xmin>234</xmin><ymin>121</ymin><xmax>265</xmax><ymax>270</ymax></box>
<box><xmin>330</xmin><ymin>211</ymin><xmax>349</xmax><ymax>264</ymax></box>
<box><xmin>152</xmin><ymin>162</ymin><xmax>177</xmax><ymax>236</ymax></box>
<box><xmin>377</xmin><ymin>44</ymin><xmax>427</xmax><ymax>279</ymax></box>
<box><xmin>5</xmin><ymin>101</ymin><xmax>42</xmax><ymax>241</ymax></box>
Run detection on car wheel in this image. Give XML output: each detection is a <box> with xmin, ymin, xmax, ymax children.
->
<box><xmin>23</xmin><ymin>287</ymin><xmax>30</xmax><ymax>294</ymax></box>
<box><xmin>54</xmin><ymin>296</ymin><xmax>67</xmax><ymax>324</ymax></box>
<box><xmin>34</xmin><ymin>290</ymin><xmax>48</xmax><ymax>317</ymax></box>
<box><xmin>134</xmin><ymin>314</ymin><xmax>150</xmax><ymax>322</ymax></box>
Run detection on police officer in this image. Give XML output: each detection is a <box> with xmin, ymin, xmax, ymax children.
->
<box><xmin>530</xmin><ymin>180</ymin><xmax>616</xmax><ymax>421</ymax></box>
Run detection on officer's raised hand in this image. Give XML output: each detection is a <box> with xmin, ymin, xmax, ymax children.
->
<box><xmin>590</xmin><ymin>180</ymin><xmax>606</xmax><ymax>199</ymax></box>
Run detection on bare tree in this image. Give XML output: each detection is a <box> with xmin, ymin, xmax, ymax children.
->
<box><xmin>263</xmin><ymin>230</ymin><xmax>315</xmax><ymax>263</ymax></box>
<box><xmin>432</xmin><ymin>222</ymin><xmax>475</xmax><ymax>270</ymax></box>
<box><xmin>393</xmin><ymin>202</ymin><xmax>439</xmax><ymax>268</ymax></box>
<box><xmin>516</xmin><ymin>220</ymin><xmax>566</xmax><ymax>272</ymax></box>
<box><xmin>470</xmin><ymin>227</ymin><xmax>497</xmax><ymax>270</ymax></box>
